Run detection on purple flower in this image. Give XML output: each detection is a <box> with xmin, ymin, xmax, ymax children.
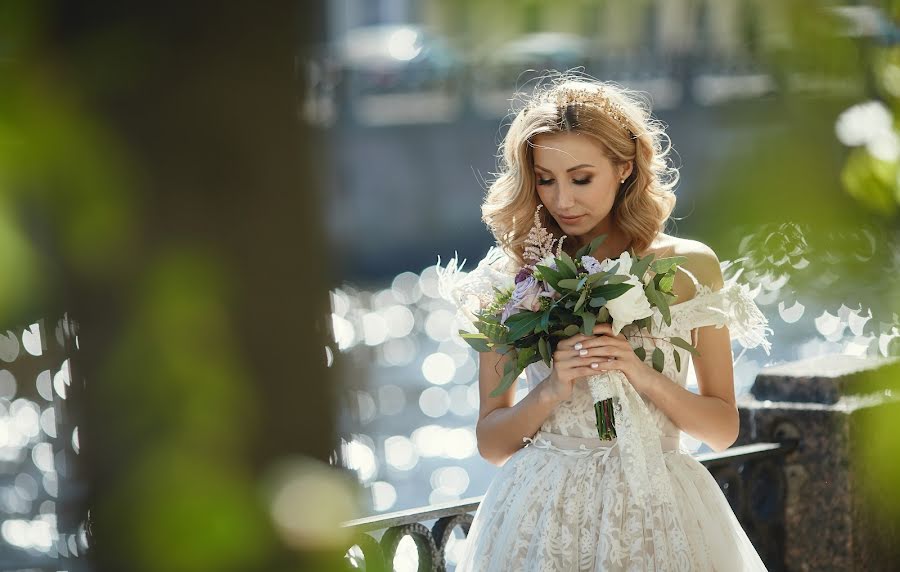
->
<box><xmin>581</xmin><ymin>255</ymin><xmax>604</xmax><ymax>274</ymax></box>
<box><xmin>515</xmin><ymin>266</ymin><xmax>534</xmax><ymax>284</ymax></box>
<box><xmin>511</xmin><ymin>275</ymin><xmax>544</xmax><ymax>313</ymax></box>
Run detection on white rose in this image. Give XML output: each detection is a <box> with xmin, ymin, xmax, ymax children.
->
<box><xmin>598</xmin><ymin>250</ymin><xmax>633</xmax><ymax>276</ymax></box>
<box><xmin>606</xmin><ymin>274</ymin><xmax>653</xmax><ymax>335</ymax></box>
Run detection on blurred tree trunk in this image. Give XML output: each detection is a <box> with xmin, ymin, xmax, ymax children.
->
<box><xmin>40</xmin><ymin>1</ymin><xmax>338</xmax><ymax>570</ymax></box>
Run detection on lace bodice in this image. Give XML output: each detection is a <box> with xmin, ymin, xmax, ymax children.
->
<box><xmin>438</xmin><ymin>244</ymin><xmax>773</xmax><ymax>440</ymax></box>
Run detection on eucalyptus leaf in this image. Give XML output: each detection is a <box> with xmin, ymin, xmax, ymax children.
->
<box><xmin>581</xmin><ymin>311</ymin><xmax>596</xmax><ymax>336</ymax></box>
<box><xmin>504</xmin><ymin>312</ymin><xmax>544</xmax><ymax>341</ymax></box>
<box><xmin>659</xmin><ymin>274</ymin><xmax>675</xmax><ymax>293</ymax></box>
<box><xmin>630</xmin><ymin>253</ymin><xmax>654</xmax><ymax>281</ymax></box>
<box><xmin>536</xmin><ymin>264</ymin><xmax>563</xmax><ymax>291</ymax></box>
<box><xmin>589</xmin><ymin>296</ymin><xmax>607</xmax><ymax>308</ymax></box>
<box><xmin>558</xmin><ymin>251</ymin><xmax>578</xmax><ymax>276</ymax></box>
<box><xmin>574</xmin><ymin>288</ymin><xmax>589</xmax><ymax>313</ymax></box>
<box><xmin>575</xmin><ymin>233</ymin><xmax>608</xmax><ymax>259</ymax></box>
<box><xmin>586</xmin><ymin>272</ymin><xmax>608</xmax><ymax>286</ymax></box>
<box><xmin>490</xmin><ymin>364</ymin><xmax>523</xmax><ymax>397</ymax></box>
<box><xmin>652</xmin><ymin>347</ymin><xmax>664</xmax><ymax>373</ymax></box>
<box><xmin>670</xmin><ymin>336</ymin><xmax>700</xmax><ymax>356</ymax></box>
<box><xmin>593</xmin><ymin>282</ymin><xmax>634</xmax><ymax>300</ymax></box>
<box><xmin>651</xmin><ymin>256</ymin><xmax>687</xmax><ymax>274</ymax></box>
<box><xmin>460</xmin><ymin>332</ymin><xmax>491</xmax><ymax>352</ymax></box>
<box><xmin>540</xmin><ymin>310</ymin><xmax>551</xmax><ymax>333</ymax></box>
<box><xmin>674</xmin><ymin>350</ymin><xmax>682</xmax><ymax>372</ymax></box>
<box><xmin>557</xmin><ymin>278</ymin><xmax>581</xmax><ymax>290</ymax></box>
<box><xmin>605</xmin><ymin>275</ymin><xmax>629</xmax><ymax>284</ymax></box>
<box><xmin>563</xmin><ymin>324</ymin><xmax>580</xmax><ymax>336</ymax></box>
<box><xmin>516</xmin><ymin>346</ymin><xmax>537</xmax><ymax>370</ymax></box>
<box><xmin>539</xmin><ymin>336</ymin><xmax>551</xmax><ymax>367</ymax></box>
<box><xmin>633</xmin><ymin>346</ymin><xmax>646</xmax><ymax>361</ymax></box>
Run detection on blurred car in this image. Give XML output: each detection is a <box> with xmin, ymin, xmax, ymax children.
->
<box><xmin>333</xmin><ymin>25</ymin><xmax>465</xmax><ymax>126</ymax></box>
<box><xmin>469</xmin><ymin>32</ymin><xmax>592</xmax><ymax>118</ymax></box>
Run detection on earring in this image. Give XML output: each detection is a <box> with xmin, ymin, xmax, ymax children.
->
<box><xmin>620</xmin><ymin>179</ymin><xmax>625</xmax><ymax>184</ymax></box>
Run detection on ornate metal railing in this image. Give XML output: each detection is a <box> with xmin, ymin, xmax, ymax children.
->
<box><xmin>341</xmin><ymin>440</ymin><xmax>796</xmax><ymax>572</ymax></box>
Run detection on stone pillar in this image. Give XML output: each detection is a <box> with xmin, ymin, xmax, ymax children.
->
<box><xmin>736</xmin><ymin>354</ymin><xmax>900</xmax><ymax>571</ymax></box>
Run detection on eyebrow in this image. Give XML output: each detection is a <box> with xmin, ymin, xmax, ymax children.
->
<box><xmin>534</xmin><ymin>163</ymin><xmax>595</xmax><ymax>173</ymax></box>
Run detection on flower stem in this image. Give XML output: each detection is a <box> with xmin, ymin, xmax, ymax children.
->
<box><xmin>594</xmin><ymin>398</ymin><xmax>617</xmax><ymax>440</ymax></box>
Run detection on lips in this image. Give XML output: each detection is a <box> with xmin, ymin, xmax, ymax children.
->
<box><xmin>558</xmin><ymin>214</ymin><xmax>584</xmax><ymax>223</ymax></box>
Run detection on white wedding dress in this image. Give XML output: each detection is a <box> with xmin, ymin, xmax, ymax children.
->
<box><xmin>438</xmin><ymin>246</ymin><xmax>774</xmax><ymax>572</ymax></box>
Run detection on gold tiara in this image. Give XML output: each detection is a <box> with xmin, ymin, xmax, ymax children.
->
<box><xmin>525</xmin><ymin>84</ymin><xmax>632</xmax><ymax>135</ymax></box>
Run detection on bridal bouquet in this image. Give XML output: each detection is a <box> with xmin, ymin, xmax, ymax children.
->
<box><xmin>453</xmin><ymin>205</ymin><xmax>699</xmax><ymax>440</ymax></box>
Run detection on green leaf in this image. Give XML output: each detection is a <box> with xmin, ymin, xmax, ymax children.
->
<box><xmin>558</xmin><ymin>251</ymin><xmax>578</xmax><ymax>276</ymax></box>
<box><xmin>585</xmin><ymin>272</ymin><xmax>608</xmax><ymax>286</ymax></box>
<box><xmin>659</xmin><ymin>273</ymin><xmax>675</xmax><ymax>293</ymax></box>
<box><xmin>516</xmin><ymin>346</ymin><xmax>537</xmax><ymax>370</ymax></box>
<box><xmin>645</xmin><ymin>281</ymin><xmax>671</xmax><ymax>326</ymax></box>
<box><xmin>581</xmin><ymin>311</ymin><xmax>596</xmax><ymax>336</ymax></box>
<box><xmin>563</xmin><ymin>324</ymin><xmax>580</xmax><ymax>336</ymax></box>
<box><xmin>540</xmin><ymin>310</ymin><xmax>551</xmax><ymax>333</ymax></box>
<box><xmin>669</xmin><ymin>336</ymin><xmax>700</xmax><ymax>356</ymax></box>
<box><xmin>589</xmin><ymin>296</ymin><xmax>607</xmax><ymax>308</ymax></box>
<box><xmin>574</xmin><ymin>288</ymin><xmax>589</xmax><ymax>313</ymax></box>
<box><xmin>605</xmin><ymin>275</ymin><xmax>629</xmax><ymax>284</ymax></box>
<box><xmin>504</xmin><ymin>312</ymin><xmax>544</xmax><ymax>341</ymax></box>
<box><xmin>650</xmin><ymin>256</ymin><xmax>687</xmax><ymax>275</ymax></box>
<box><xmin>535</xmin><ymin>264</ymin><xmax>563</xmax><ymax>291</ymax></box>
<box><xmin>557</xmin><ymin>278</ymin><xmax>581</xmax><ymax>290</ymax></box>
<box><xmin>630</xmin><ymin>252</ymin><xmax>654</xmax><ymax>281</ymax></box>
<box><xmin>596</xmin><ymin>307</ymin><xmax>610</xmax><ymax>322</ymax></box>
<box><xmin>674</xmin><ymin>349</ymin><xmax>682</xmax><ymax>372</ymax></box>
<box><xmin>593</xmin><ymin>282</ymin><xmax>634</xmax><ymax>300</ymax></box>
<box><xmin>539</xmin><ymin>336</ymin><xmax>551</xmax><ymax>367</ymax></box>
<box><xmin>633</xmin><ymin>346</ymin><xmax>646</xmax><ymax>361</ymax></box>
<box><xmin>652</xmin><ymin>347</ymin><xmax>664</xmax><ymax>373</ymax></box>
<box><xmin>490</xmin><ymin>360</ymin><xmax>523</xmax><ymax>397</ymax></box>
<box><xmin>460</xmin><ymin>332</ymin><xmax>491</xmax><ymax>352</ymax></box>
<box><xmin>575</xmin><ymin>233</ymin><xmax>608</xmax><ymax>259</ymax></box>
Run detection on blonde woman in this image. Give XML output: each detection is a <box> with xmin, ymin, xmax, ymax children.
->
<box><xmin>442</xmin><ymin>73</ymin><xmax>772</xmax><ymax>571</ymax></box>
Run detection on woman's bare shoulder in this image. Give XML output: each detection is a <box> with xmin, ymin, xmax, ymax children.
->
<box><xmin>647</xmin><ymin>234</ymin><xmax>724</xmax><ymax>296</ymax></box>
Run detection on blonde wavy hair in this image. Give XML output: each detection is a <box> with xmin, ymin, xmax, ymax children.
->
<box><xmin>481</xmin><ymin>72</ymin><xmax>679</xmax><ymax>269</ymax></box>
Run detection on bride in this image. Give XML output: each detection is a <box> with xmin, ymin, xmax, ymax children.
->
<box><xmin>439</xmin><ymin>75</ymin><xmax>772</xmax><ymax>571</ymax></box>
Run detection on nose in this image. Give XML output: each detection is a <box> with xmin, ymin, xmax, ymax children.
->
<box><xmin>555</xmin><ymin>181</ymin><xmax>577</xmax><ymax>210</ymax></box>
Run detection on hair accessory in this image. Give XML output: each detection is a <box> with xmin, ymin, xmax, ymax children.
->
<box><xmin>525</xmin><ymin>84</ymin><xmax>632</xmax><ymax>135</ymax></box>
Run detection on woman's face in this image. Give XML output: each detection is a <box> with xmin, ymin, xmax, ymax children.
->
<box><xmin>531</xmin><ymin>131</ymin><xmax>632</xmax><ymax>245</ymax></box>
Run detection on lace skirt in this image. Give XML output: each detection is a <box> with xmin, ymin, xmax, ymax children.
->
<box><xmin>454</xmin><ymin>431</ymin><xmax>768</xmax><ymax>572</ymax></box>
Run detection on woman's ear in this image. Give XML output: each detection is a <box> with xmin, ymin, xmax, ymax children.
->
<box><xmin>620</xmin><ymin>160</ymin><xmax>634</xmax><ymax>181</ymax></box>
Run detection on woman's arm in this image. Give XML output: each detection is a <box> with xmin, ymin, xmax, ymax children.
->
<box><xmin>474</xmin><ymin>351</ymin><xmax>562</xmax><ymax>466</ymax></box>
<box><xmin>639</xmin><ymin>245</ymin><xmax>738</xmax><ymax>451</ymax></box>
<box><xmin>634</xmin><ymin>324</ymin><xmax>738</xmax><ymax>451</ymax></box>
<box><xmin>579</xmin><ymin>244</ymin><xmax>740</xmax><ymax>452</ymax></box>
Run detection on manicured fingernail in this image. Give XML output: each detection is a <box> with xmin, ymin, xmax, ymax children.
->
<box><xmin>579</xmin><ymin>349</ymin><xmax>588</xmax><ymax>356</ymax></box>
<box><xmin>591</xmin><ymin>362</ymin><xmax>599</xmax><ymax>369</ymax></box>
<box><xmin>607</xmin><ymin>357</ymin><xmax>614</xmax><ymax>362</ymax></box>
<box><xmin>574</xmin><ymin>342</ymin><xmax>582</xmax><ymax>350</ymax></box>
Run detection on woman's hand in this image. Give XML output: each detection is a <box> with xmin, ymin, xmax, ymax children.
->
<box><xmin>544</xmin><ymin>322</ymin><xmax>657</xmax><ymax>402</ymax></box>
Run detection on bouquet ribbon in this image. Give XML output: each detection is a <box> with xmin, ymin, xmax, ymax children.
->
<box><xmin>587</xmin><ymin>370</ymin><xmax>678</xmax><ymax>507</ymax></box>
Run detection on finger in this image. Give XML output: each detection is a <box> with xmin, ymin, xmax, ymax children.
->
<box><xmin>561</xmin><ymin>342</ymin><xmax>619</xmax><ymax>359</ymax></box>
<box><xmin>563</xmin><ymin>345</ymin><xmax>621</xmax><ymax>360</ymax></box>
<box><xmin>557</xmin><ymin>337</ymin><xmax>596</xmax><ymax>359</ymax></box>
<box><xmin>558</xmin><ymin>333</ymin><xmax>593</xmax><ymax>350</ymax></box>
<box><xmin>593</xmin><ymin>322</ymin><xmax>627</xmax><ymax>339</ymax></box>
<box><xmin>576</xmin><ymin>336</ymin><xmax>629</xmax><ymax>350</ymax></box>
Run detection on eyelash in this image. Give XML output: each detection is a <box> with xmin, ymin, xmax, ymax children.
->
<box><xmin>536</xmin><ymin>177</ymin><xmax>592</xmax><ymax>186</ymax></box>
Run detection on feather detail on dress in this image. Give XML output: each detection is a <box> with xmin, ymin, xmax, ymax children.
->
<box><xmin>435</xmin><ymin>245</ymin><xmax>516</xmax><ymax>333</ymax></box>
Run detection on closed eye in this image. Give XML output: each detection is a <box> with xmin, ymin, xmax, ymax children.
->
<box><xmin>536</xmin><ymin>177</ymin><xmax>592</xmax><ymax>186</ymax></box>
